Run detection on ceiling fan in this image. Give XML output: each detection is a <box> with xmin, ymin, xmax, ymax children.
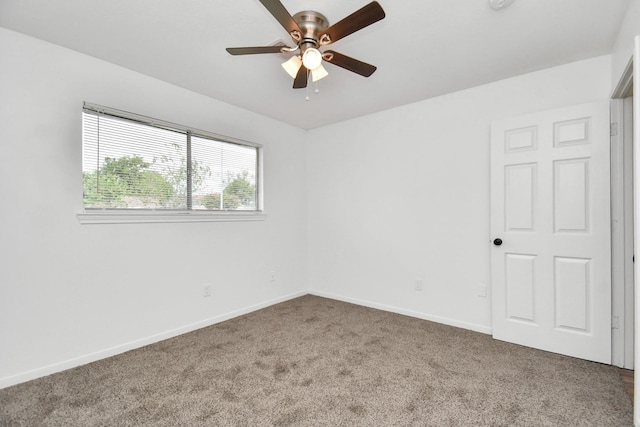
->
<box><xmin>226</xmin><ymin>0</ymin><xmax>386</xmax><ymax>89</ymax></box>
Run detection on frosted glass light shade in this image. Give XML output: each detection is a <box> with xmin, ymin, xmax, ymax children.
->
<box><xmin>282</xmin><ymin>56</ymin><xmax>302</xmax><ymax>78</ymax></box>
<box><xmin>302</xmin><ymin>48</ymin><xmax>322</xmax><ymax>70</ymax></box>
<box><xmin>311</xmin><ymin>64</ymin><xmax>328</xmax><ymax>82</ymax></box>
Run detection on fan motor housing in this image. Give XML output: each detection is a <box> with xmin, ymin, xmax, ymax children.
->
<box><xmin>292</xmin><ymin>11</ymin><xmax>329</xmax><ymax>49</ymax></box>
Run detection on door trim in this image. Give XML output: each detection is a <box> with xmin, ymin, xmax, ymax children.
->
<box><xmin>630</xmin><ymin>34</ymin><xmax>640</xmax><ymax>427</ymax></box>
<box><xmin>610</xmin><ymin>97</ymin><xmax>635</xmax><ymax>369</ymax></box>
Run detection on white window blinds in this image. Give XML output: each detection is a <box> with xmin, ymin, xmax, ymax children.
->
<box><xmin>82</xmin><ymin>103</ymin><xmax>260</xmax><ymax>211</ymax></box>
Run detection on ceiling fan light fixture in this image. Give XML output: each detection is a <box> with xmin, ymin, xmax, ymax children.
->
<box><xmin>302</xmin><ymin>48</ymin><xmax>323</xmax><ymax>70</ymax></box>
<box><xmin>226</xmin><ymin>1</ymin><xmax>386</xmax><ymax>90</ymax></box>
<box><xmin>282</xmin><ymin>55</ymin><xmax>302</xmax><ymax>79</ymax></box>
<box><xmin>311</xmin><ymin>64</ymin><xmax>329</xmax><ymax>82</ymax></box>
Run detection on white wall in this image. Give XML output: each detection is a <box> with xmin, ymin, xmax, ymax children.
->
<box><xmin>0</xmin><ymin>27</ymin><xmax>308</xmax><ymax>388</ymax></box>
<box><xmin>612</xmin><ymin>0</ymin><xmax>640</xmax><ymax>92</ymax></box>
<box><xmin>306</xmin><ymin>55</ymin><xmax>612</xmax><ymax>333</ymax></box>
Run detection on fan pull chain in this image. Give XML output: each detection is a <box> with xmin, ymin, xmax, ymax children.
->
<box><xmin>305</xmin><ymin>78</ymin><xmax>320</xmax><ymax>101</ymax></box>
<box><xmin>305</xmin><ymin>70</ymin><xmax>310</xmax><ymax>101</ymax></box>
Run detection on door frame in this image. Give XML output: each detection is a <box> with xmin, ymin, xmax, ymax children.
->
<box><xmin>610</xmin><ymin>58</ymin><xmax>634</xmax><ymax>370</ymax></box>
<box><xmin>634</xmin><ymin>35</ymin><xmax>640</xmax><ymax>427</ymax></box>
<box><xmin>610</xmin><ymin>35</ymin><xmax>640</xmax><ymax>426</ymax></box>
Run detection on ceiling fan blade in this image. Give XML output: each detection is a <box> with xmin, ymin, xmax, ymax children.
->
<box><xmin>324</xmin><ymin>50</ymin><xmax>377</xmax><ymax>77</ymax></box>
<box><xmin>226</xmin><ymin>46</ymin><xmax>285</xmax><ymax>55</ymax></box>
<box><xmin>258</xmin><ymin>0</ymin><xmax>302</xmax><ymax>35</ymax></box>
<box><xmin>319</xmin><ymin>1</ymin><xmax>385</xmax><ymax>45</ymax></box>
<box><xmin>293</xmin><ymin>65</ymin><xmax>308</xmax><ymax>89</ymax></box>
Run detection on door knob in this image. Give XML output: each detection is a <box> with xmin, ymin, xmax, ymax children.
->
<box><xmin>493</xmin><ymin>238</ymin><xmax>503</xmax><ymax>246</ymax></box>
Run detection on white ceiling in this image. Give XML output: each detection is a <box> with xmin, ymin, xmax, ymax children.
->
<box><xmin>0</xmin><ymin>0</ymin><xmax>631</xmax><ymax>129</ymax></box>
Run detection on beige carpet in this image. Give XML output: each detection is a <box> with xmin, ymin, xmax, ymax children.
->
<box><xmin>0</xmin><ymin>295</ymin><xmax>633</xmax><ymax>426</ymax></box>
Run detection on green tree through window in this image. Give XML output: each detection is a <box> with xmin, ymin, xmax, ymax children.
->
<box><xmin>83</xmin><ymin>156</ymin><xmax>175</xmax><ymax>208</ymax></box>
<box><xmin>199</xmin><ymin>171</ymin><xmax>256</xmax><ymax>210</ymax></box>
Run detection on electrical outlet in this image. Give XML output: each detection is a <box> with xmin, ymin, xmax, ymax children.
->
<box><xmin>203</xmin><ymin>284</ymin><xmax>212</xmax><ymax>298</ymax></box>
<box><xmin>477</xmin><ymin>283</ymin><xmax>487</xmax><ymax>298</ymax></box>
<box><xmin>414</xmin><ymin>279</ymin><xmax>423</xmax><ymax>291</ymax></box>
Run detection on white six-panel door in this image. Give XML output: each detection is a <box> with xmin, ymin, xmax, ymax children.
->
<box><xmin>490</xmin><ymin>102</ymin><xmax>611</xmax><ymax>364</ymax></box>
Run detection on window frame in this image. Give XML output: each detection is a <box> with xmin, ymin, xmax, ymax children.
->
<box><xmin>78</xmin><ymin>102</ymin><xmax>266</xmax><ymax>224</ymax></box>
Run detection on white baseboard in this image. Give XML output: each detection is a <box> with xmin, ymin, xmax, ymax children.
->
<box><xmin>309</xmin><ymin>290</ymin><xmax>493</xmax><ymax>335</ymax></box>
<box><xmin>0</xmin><ymin>290</ymin><xmax>307</xmax><ymax>389</ymax></box>
<box><xmin>1</xmin><ymin>289</ymin><xmax>491</xmax><ymax>389</ymax></box>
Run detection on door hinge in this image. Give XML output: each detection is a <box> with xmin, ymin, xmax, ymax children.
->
<box><xmin>610</xmin><ymin>123</ymin><xmax>619</xmax><ymax>137</ymax></box>
<box><xmin>612</xmin><ymin>315</ymin><xmax>620</xmax><ymax>329</ymax></box>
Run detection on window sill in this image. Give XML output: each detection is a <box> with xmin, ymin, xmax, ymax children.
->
<box><xmin>77</xmin><ymin>210</ymin><xmax>267</xmax><ymax>225</ymax></box>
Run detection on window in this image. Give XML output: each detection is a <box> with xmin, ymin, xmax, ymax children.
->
<box><xmin>82</xmin><ymin>103</ymin><xmax>262</xmax><ymax>218</ymax></box>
